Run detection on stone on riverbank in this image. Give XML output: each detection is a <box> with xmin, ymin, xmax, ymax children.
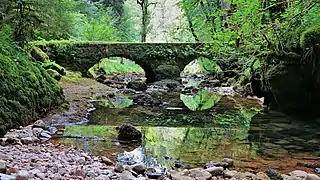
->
<box><xmin>117</xmin><ymin>124</ymin><xmax>142</xmax><ymax>142</ymax></box>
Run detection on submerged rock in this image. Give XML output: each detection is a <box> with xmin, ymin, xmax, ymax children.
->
<box><xmin>117</xmin><ymin>124</ymin><xmax>142</xmax><ymax>142</ymax></box>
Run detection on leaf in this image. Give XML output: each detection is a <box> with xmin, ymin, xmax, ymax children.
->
<box><xmin>98</xmin><ymin>94</ymin><xmax>133</xmax><ymax>108</ymax></box>
<box><xmin>180</xmin><ymin>90</ymin><xmax>221</xmax><ymax>111</ymax></box>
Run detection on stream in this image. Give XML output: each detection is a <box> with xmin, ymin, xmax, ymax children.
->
<box><xmin>50</xmin><ymin>95</ymin><xmax>320</xmax><ymax>174</ymax></box>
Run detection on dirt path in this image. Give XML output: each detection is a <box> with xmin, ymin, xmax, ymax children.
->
<box><xmin>41</xmin><ymin>78</ymin><xmax>113</xmax><ymax>125</ymax></box>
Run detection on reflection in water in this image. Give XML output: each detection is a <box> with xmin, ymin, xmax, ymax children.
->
<box><xmin>52</xmin><ymin>98</ymin><xmax>320</xmax><ymax>173</ymax></box>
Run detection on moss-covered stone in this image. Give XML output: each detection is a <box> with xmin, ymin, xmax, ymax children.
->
<box><xmin>155</xmin><ymin>65</ymin><xmax>180</xmax><ymax>80</ymax></box>
<box><xmin>300</xmin><ymin>26</ymin><xmax>320</xmax><ymax>48</ymax></box>
<box><xmin>30</xmin><ymin>46</ymin><xmax>50</xmax><ymax>62</ymax></box>
<box><xmin>0</xmin><ymin>54</ymin><xmax>64</xmax><ymax>136</ymax></box>
<box><xmin>42</xmin><ymin>61</ymin><xmax>66</xmax><ymax>76</ymax></box>
<box><xmin>46</xmin><ymin>69</ymin><xmax>62</xmax><ymax>81</ymax></box>
<box><xmin>33</xmin><ymin>41</ymin><xmax>207</xmax><ymax>82</ymax></box>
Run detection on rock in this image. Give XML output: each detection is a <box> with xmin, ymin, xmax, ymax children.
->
<box><xmin>0</xmin><ymin>173</ymin><xmax>15</xmax><ymax>180</ymax></box>
<box><xmin>155</xmin><ymin>65</ymin><xmax>181</xmax><ymax>81</ymax></box>
<box><xmin>31</xmin><ymin>46</ymin><xmax>50</xmax><ymax>62</ymax></box>
<box><xmin>132</xmin><ymin>163</ymin><xmax>146</xmax><ymax>174</ymax></box>
<box><xmin>76</xmin><ymin>157</ymin><xmax>86</xmax><ymax>165</ymax></box>
<box><xmin>119</xmin><ymin>170</ymin><xmax>137</xmax><ymax>180</ymax></box>
<box><xmin>316</xmin><ymin>168</ymin><xmax>320</xmax><ymax>174</ymax></box>
<box><xmin>234</xmin><ymin>172</ymin><xmax>257</xmax><ymax>180</ymax></box>
<box><xmin>101</xmin><ymin>156</ymin><xmax>114</xmax><ymax>165</ymax></box>
<box><xmin>115</xmin><ymin>163</ymin><xmax>125</xmax><ymax>173</ymax></box>
<box><xmin>189</xmin><ymin>168</ymin><xmax>212</xmax><ymax>180</ymax></box>
<box><xmin>53</xmin><ymin>173</ymin><xmax>63</xmax><ymax>180</ymax></box>
<box><xmin>40</xmin><ymin>131</ymin><xmax>52</xmax><ymax>139</ymax></box>
<box><xmin>205</xmin><ymin>166</ymin><xmax>223</xmax><ymax>176</ymax></box>
<box><xmin>223</xmin><ymin>158</ymin><xmax>234</xmax><ymax>167</ymax></box>
<box><xmin>152</xmin><ymin>79</ymin><xmax>182</xmax><ymax>90</ymax></box>
<box><xmin>204</xmin><ymin>161</ymin><xmax>229</xmax><ymax>169</ymax></box>
<box><xmin>33</xmin><ymin>120</ymin><xmax>48</xmax><ymax>130</ymax></box>
<box><xmin>73</xmin><ymin>169</ymin><xmax>86</xmax><ymax>177</ymax></box>
<box><xmin>16</xmin><ymin>170</ymin><xmax>29</xmax><ymax>180</ymax></box>
<box><xmin>289</xmin><ymin>170</ymin><xmax>308</xmax><ymax>179</ymax></box>
<box><xmin>117</xmin><ymin>124</ymin><xmax>142</xmax><ymax>142</ymax></box>
<box><xmin>96</xmin><ymin>174</ymin><xmax>110</xmax><ymax>180</ymax></box>
<box><xmin>32</xmin><ymin>128</ymin><xmax>43</xmax><ymax>136</ymax></box>
<box><xmin>266</xmin><ymin>168</ymin><xmax>282</xmax><ymax>179</ymax></box>
<box><xmin>36</xmin><ymin>172</ymin><xmax>46</xmax><ymax>179</ymax></box>
<box><xmin>174</xmin><ymin>160</ymin><xmax>184</xmax><ymax>168</ymax></box>
<box><xmin>307</xmin><ymin>174</ymin><xmax>320</xmax><ymax>180</ymax></box>
<box><xmin>256</xmin><ymin>172</ymin><xmax>271</xmax><ymax>180</ymax></box>
<box><xmin>224</xmin><ymin>170</ymin><xmax>237</xmax><ymax>178</ymax></box>
<box><xmin>130</xmin><ymin>93</ymin><xmax>161</xmax><ymax>107</ymax></box>
<box><xmin>127</xmin><ymin>81</ymin><xmax>147</xmax><ymax>91</ymax></box>
<box><xmin>0</xmin><ymin>160</ymin><xmax>6</xmax><ymax>174</ymax></box>
<box><xmin>21</xmin><ymin>137</ymin><xmax>39</xmax><ymax>144</ymax></box>
<box><xmin>170</xmin><ymin>171</ymin><xmax>195</xmax><ymax>180</ymax></box>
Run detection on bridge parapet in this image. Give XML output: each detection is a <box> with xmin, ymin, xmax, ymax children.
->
<box><xmin>34</xmin><ymin>41</ymin><xmax>210</xmax><ymax>82</ymax></box>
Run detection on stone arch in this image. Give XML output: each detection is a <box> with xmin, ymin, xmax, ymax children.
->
<box><xmin>98</xmin><ymin>55</ymin><xmax>156</xmax><ymax>83</ymax></box>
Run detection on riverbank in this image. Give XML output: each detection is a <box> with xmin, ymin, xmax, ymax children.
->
<box><xmin>1</xmin><ymin>77</ymin><xmax>319</xmax><ymax>180</ymax></box>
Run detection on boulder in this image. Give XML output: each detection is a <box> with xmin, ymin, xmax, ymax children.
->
<box><xmin>155</xmin><ymin>65</ymin><xmax>180</xmax><ymax>81</ymax></box>
<box><xmin>127</xmin><ymin>81</ymin><xmax>147</xmax><ymax>91</ymax></box>
<box><xmin>117</xmin><ymin>124</ymin><xmax>142</xmax><ymax>142</ymax></box>
<box><xmin>205</xmin><ymin>167</ymin><xmax>223</xmax><ymax>176</ymax></box>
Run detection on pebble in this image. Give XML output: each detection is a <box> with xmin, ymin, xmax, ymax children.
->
<box><xmin>306</xmin><ymin>174</ymin><xmax>320</xmax><ymax>180</ymax></box>
<box><xmin>0</xmin><ymin>160</ymin><xmax>6</xmax><ymax>173</ymax></box>
<box><xmin>16</xmin><ymin>170</ymin><xmax>29</xmax><ymax>180</ymax></box>
<box><xmin>0</xmin><ymin>173</ymin><xmax>16</xmax><ymax>180</ymax></box>
<box><xmin>289</xmin><ymin>170</ymin><xmax>308</xmax><ymax>179</ymax></box>
<box><xmin>101</xmin><ymin>156</ymin><xmax>114</xmax><ymax>165</ymax></box>
<box><xmin>205</xmin><ymin>166</ymin><xmax>224</xmax><ymax>176</ymax></box>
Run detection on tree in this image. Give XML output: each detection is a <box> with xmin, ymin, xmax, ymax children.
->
<box><xmin>136</xmin><ymin>0</ymin><xmax>155</xmax><ymax>42</ymax></box>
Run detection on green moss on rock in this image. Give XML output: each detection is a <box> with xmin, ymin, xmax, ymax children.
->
<box><xmin>42</xmin><ymin>61</ymin><xmax>66</xmax><ymax>76</ymax></box>
<box><xmin>155</xmin><ymin>64</ymin><xmax>180</xmax><ymax>80</ymax></box>
<box><xmin>0</xmin><ymin>54</ymin><xmax>64</xmax><ymax>136</ymax></box>
<box><xmin>30</xmin><ymin>46</ymin><xmax>50</xmax><ymax>62</ymax></box>
<box><xmin>300</xmin><ymin>26</ymin><xmax>320</xmax><ymax>48</ymax></box>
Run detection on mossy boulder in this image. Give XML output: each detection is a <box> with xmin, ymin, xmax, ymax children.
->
<box><xmin>265</xmin><ymin>62</ymin><xmax>320</xmax><ymax>112</ymax></box>
<box><xmin>300</xmin><ymin>26</ymin><xmax>320</xmax><ymax>48</ymax></box>
<box><xmin>30</xmin><ymin>46</ymin><xmax>50</xmax><ymax>62</ymax></box>
<box><xmin>0</xmin><ymin>54</ymin><xmax>64</xmax><ymax>136</ymax></box>
<box><xmin>155</xmin><ymin>65</ymin><xmax>180</xmax><ymax>80</ymax></box>
<box><xmin>46</xmin><ymin>69</ymin><xmax>62</xmax><ymax>81</ymax></box>
<box><xmin>42</xmin><ymin>61</ymin><xmax>66</xmax><ymax>76</ymax></box>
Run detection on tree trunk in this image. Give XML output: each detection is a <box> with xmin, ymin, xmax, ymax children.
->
<box><xmin>137</xmin><ymin>0</ymin><xmax>149</xmax><ymax>42</ymax></box>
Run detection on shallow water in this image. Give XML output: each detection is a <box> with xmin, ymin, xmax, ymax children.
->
<box><xmin>51</xmin><ymin>96</ymin><xmax>320</xmax><ymax>173</ymax></box>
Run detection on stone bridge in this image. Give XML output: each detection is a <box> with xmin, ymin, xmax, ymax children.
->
<box><xmin>34</xmin><ymin>42</ymin><xmax>209</xmax><ymax>82</ymax></box>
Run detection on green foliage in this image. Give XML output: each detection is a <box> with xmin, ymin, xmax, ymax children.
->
<box><xmin>88</xmin><ymin>57</ymin><xmax>144</xmax><ymax>78</ymax></box>
<box><xmin>0</xmin><ymin>0</ymin><xmax>79</xmax><ymax>44</ymax></box>
<box><xmin>0</xmin><ymin>26</ymin><xmax>64</xmax><ymax>135</ymax></box>
<box><xmin>183</xmin><ymin>57</ymin><xmax>222</xmax><ymax>74</ymax></box>
<box><xmin>0</xmin><ymin>53</ymin><xmax>64</xmax><ymax>135</ymax></box>
<box><xmin>0</xmin><ymin>25</ymin><xmax>16</xmax><ymax>56</ymax></box>
<box><xmin>97</xmin><ymin>94</ymin><xmax>133</xmax><ymax>108</ymax></box>
<box><xmin>300</xmin><ymin>26</ymin><xmax>320</xmax><ymax>48</ymax></box>
<box><xmin>180</xmin><ymin>90</ymin><xmax>222</xmax><ymax>111</ymax></box>
<box><xmin>119</xmin><ymin>3</ymin><xmax>141</xmax><ymax>42</ymax></box>
<box><xmin>75</xmin><ymin>9</ymin><xmax>120</xmax><ymax>41</ymax></box>
<box><xmin>42</xmin><ymin>61</ymin><xmax>66</xmax><ymax>76</ymax></box>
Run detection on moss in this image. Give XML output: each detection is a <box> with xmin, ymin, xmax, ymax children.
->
<box><xmin>300</xmin><ymin>26</ymin><xmax>320</xmax><ymax>48</ymax></box>
<box><xmin>0</xmin><ymin>53</ymin><xmax>64</xmax><ymax>136</ymax></box>
<box><xmin>30</xmin><ymin>46</ymin><xmax>50</xmax><ymax>62</ymax></box>
<box><xmin>42</xmin><ymin>61</ymin><xmax>66</xmax><ymax>76</ymax></box>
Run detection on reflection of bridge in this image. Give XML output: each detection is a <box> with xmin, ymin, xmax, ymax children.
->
<box><xmin>35</xmin><ymin>42</ymin><xmax>209</xmax><ymax>82</ymax></box>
